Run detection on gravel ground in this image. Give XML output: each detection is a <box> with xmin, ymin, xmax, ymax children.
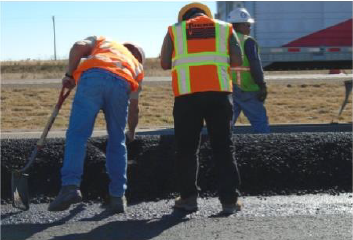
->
<box><xmin>1</xmin><ymin>194</ymin><xmax>352</xmax><ymax>240</ymax></box>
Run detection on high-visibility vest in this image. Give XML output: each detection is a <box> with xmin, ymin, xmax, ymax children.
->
<box><xmin>168</xmin><ymin>15</ymin><xmax>233</xmax><ymax>97</ymax></box>
<box><xmin>73</xmin><ymin>36</ymin><xmax>144</xmax><ymax>92</ymax></box>
<box><xmin>231</xmin><ymin>33</ymin><xmax>259</xmax><ymax>92</ymax></box>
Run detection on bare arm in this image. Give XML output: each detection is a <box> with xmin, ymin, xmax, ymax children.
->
<box><xmin>62</xmin><ymin>38</ymin><xmax>95</xmax><ymax>89</ymax></box>
<box><xmin>66</xmin><ymin>40</ymin><xmax>94</xmax><ymax>75</ymax></box>
<box><xmin>126</xmin><ymin>99</ymin><xmax>139</xmax><ymax>141</ymax></box>
<box><xmin>160</xmin><ymin>32</ymin><xmax>173</xmax><ymax>70</ymax></box>
<box><xmin>127</xmin><ymin>75</ymin><xmax>142</xmax><ymax>142</ymax></box>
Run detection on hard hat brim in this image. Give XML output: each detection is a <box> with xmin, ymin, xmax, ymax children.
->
<box><xmin>231</xmin><ymin>18</ymin><xmax>255</xmax><ymax>24</ymax></box>
<box><xmin>178</xmin><ymin>2</ymin><xmax>213</xmax><ymax>22</ymax></box>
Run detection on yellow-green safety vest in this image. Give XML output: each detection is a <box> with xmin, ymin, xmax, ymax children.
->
<box><xmin>231</xmin><ymin>33</ymin><xmax>260</xmax><ymax>92</ymax></box>
<box><xmin>169</xmin><ymin>17</ymin><xmax>233</xmax><ymax>96</ymax></box>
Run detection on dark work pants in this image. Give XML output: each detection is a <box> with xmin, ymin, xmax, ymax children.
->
<box><xmin>173</xmin><ymin>91</ymin><xmax>241</xmax><ymax>204</ymax></box>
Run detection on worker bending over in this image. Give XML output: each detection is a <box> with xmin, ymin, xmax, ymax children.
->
<box><xmin>48</xmin><ymin>36</ymin><xmax>145</xmax><ymax>213</ymax></box>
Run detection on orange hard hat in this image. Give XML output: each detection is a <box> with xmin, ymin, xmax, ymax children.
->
<box><xmin>178</xmin><ymin>2</ymin><xmax>213</xmax><ymax>22</ymax></box>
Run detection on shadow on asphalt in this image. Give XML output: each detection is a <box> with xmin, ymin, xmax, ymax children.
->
<box><xmin>1</xmin><ymin>204</ymin><xmax>85</xmax><ymax>240</ymax></box>
<box><xmin>209</xmin><ymin>212</ymin><xmax>234</xmax><ymax>218</ymax></box>
<box><xmin>49</xmin><ymin>210</ymin><xmax>189</xmax><ymax>240</ymax></box>
<box><xmin>1</xmin><ymin>210</ymin><xmax>23</xmax><ymax>220</ymax></box>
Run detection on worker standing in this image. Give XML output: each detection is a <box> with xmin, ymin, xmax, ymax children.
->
<box><xmin>160</xmin><ymin>2</ymin><xmax>243</xmax><ymax>214</ymax></box>
<box><xmin>48</xmin><ymin>36</ymin><xmax>145</xmax><ymax>213</ymax></box>
<box><xmin>228</xmin><ymin>8</ymin><xmax>270</xmax><ymax>133</ymax></box>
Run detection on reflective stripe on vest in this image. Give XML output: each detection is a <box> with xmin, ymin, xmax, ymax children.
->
<box><xmin>231</xmin><ymin>33</ymin><xmax>259</xmax><ymax>91</ymax></box>
<box><xmin>172</xmin><ymin>54</ymin><xmax>229</xmax><ymax>68</ymax></box>
<box><xmin>215</xmin><ymin>19</ymin><xmax>229</xmax><ymax>54</ymax></box>
<box><xmin>171</xmin><ymin>18</ymin><xmax>232</xmax><ymax>96</ymax></box>
<box><xmin>73</xmin><ymin>37</ymin><xmax>144</xmax><ymax>91</ymax></box>
<box><xmin>231</xmin><ymin>66</ymin><xmax>250</xmax><ymax>86</ymax></box>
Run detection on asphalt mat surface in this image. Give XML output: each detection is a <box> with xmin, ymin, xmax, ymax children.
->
<box><xmin>2</xmin><ymin>132</ymin><xmax>352</xmax><ymax>203</ymax></box>
<box><xmin>1</xmin><ymin>194</ymin><xmax>352</xmax><ymax>240</ymax></box>
<box><xmin>1</xmin><ymin>122</ymin><xmax>352</xmax><ymax>239</ymax></box>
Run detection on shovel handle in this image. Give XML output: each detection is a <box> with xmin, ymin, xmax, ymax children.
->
<box><xmin>37</xmin><ymin>87</ymin><xmax>71</xmax><ymax>147</ymax></box>
<box><xmin>19</xmin><ymin>147</ymin><xmax>39</xmax><ymax>173</ymax></box>
<box><xmin>19</xmin><ymin>87</ymin><xmax>71</xmax><ymax>173</ymax></box>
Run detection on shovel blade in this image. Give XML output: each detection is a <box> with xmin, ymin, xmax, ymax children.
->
<box><xmin>12</xmin><ymin>171</ymin><xmax>30</xmax><ymax>211</ymax></box>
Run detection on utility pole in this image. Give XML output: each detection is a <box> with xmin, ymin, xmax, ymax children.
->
<box><xmin>52</xmin><ymin>16</ymin><xmax>57</xmax><ymax>60</ymax></box>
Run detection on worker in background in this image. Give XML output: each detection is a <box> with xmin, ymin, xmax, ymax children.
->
<box><xmin>160</xmin><ymin>2</ymin><xmax>243</xmax><ymax>214</ymax></box>
<box><xmin>48</xmin><ymin>36</ymin><xmax>145</xmax><ymax>213</ymax></box>
<box><xmin>227</xmin><ymin>8</ymin><xmax>270</xmax><ymax>133</ymax></box>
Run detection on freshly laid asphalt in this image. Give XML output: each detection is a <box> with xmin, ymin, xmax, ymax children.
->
<box><xmin>1</xmin><ymin>130</ymin><xmax>352</xmax><ymax>240</ymax></box>
<box><xmin>1</xmin><ymin>194</ymin><xmax>352</xmax><ymax>240</ymax></box>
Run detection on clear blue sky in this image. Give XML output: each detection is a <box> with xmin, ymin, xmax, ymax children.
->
<box><xmin>0</xmin><ymin>1</ymin><xmax>217</xmax><ymax>61</ymax></box>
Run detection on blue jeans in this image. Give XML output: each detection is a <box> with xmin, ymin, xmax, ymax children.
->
<box><xmin>231</xmin><ymin>85</ymin><xmax>270</xmax><ymax>133</ymax></box>
<box><xmin>61</xmin><ymin>68</ymin><xmax>130</xmax><ymax>197</ymax></box>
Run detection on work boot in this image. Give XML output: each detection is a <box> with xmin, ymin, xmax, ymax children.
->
<box><xmin>48</xmin><ymin>185</ymin><xmax>82</xmax><ymax>211</ymax></box>
<box><xmin>173</xmin><ymin>195</ymin><xmax>198</xmax><ymax>212</ymax></box>
<box><xmin>221</xmin><ymin>199</ymin><xmax>242</xmax><ymax>215</ymax></box>
<box><xmin>109</xmin><ymin>195</ymin><xmax>127</xmax><ymax>213</ymax></box>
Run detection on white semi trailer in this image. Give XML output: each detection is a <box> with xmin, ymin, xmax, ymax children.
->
<box><xmin>216</xmin><ymin>1</ymin><xmax>352</xmax><ymax>69</ymax></box>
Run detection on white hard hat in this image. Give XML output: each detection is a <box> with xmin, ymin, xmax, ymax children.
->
<box><xmin>123</xmin><ymin>42</ymin><xmax>146</xmax><ymax>65</ymax></box>
<box><xmin>227</xmin><ymin>8</ymin><xmax>254</xmax><ymax>24</ymax></box>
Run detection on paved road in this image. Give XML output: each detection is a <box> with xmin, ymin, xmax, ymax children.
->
<box><xmin>1</xmin><ymin>74</ymin><xmax>352</xmax><ymax>87</ymax></box>
<box><xmin>1</xmin><ymin>194</ymin><xmax>352</xmax><ymax>240</ymax></box>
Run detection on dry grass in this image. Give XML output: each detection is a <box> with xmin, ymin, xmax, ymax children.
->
<box><xmin>0</xmin><ymin>58</ymin><xmax>170</xmax><ymax>79</ymax></box>
<box><xmin>1</xmin><ymin>60</ymin><xmax>67</xmax><ymax>80</ymax></box>
<box><xmin>2</xmin><ymin>59</ymin><xmax>351</xmax><ymax>80</ymax></box>
<box><xmin>1</xmin><ymin>59</ymin><xmax>352</xmax><ymax>130</ymax></box>
<box><xmin>1</xmin><ymin>82</ymin><xmax>351</xmax><ymax>131</ymax></box>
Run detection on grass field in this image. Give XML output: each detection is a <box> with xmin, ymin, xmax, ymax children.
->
<box><xmin>1</xmin><ymin>59</ymin><xmax>352</xmax><ymax>80</ymax></box>
<box><xmin>1</xmin><ymin>82</ymin><xmax>351</xmax><ymax>130</ymax></box>
<box><xmin>1</xmin><ymin>59</ymin><xmax>352</xmax><ymax>130</ymax></box>
<box><xmin>0</xmin><ymin>58</ymin><xmax>170</xmax><ymax>80</ymax></box>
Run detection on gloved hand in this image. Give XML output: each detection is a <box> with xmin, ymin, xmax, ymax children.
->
<box><xmin>257</xmin><ymin>83</ymin><xmax>267</xmax><ymax>102</ymax></box>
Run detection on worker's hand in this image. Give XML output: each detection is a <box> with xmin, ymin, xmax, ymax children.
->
<box><xmin>257</xmin><ymin>83</ymin><xmax>267</xmax><ymax>102</ymax></box>
<box><xmin>125</xmin><ymin>130</ymin><xmax>135</xmax><ymax>144</ymax></box>
<box><xmin>62</xmin><ymin>75</ymin><xmax>76</xmax><ymax>90</ymax></box>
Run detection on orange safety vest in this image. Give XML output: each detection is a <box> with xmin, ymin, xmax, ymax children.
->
<box><xmin>73</xmin><ymin>36</ymin><xmax>144</xmax><ymax>92</ymax></box>
<box><xmin>168</xmin><ymin>15</ymin><xmax>233</xmax><ymax>97</ymax></box>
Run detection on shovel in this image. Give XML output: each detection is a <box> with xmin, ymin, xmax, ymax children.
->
<box><xmin>12</xmin><ymin>86</ymin><xmax>71</xmax><ymax>210</ymax></box>
<box><xmin>337</xmin><ymin>80</ymin><xmax>352</xmax><ymax>117</ymax></box>
<box><xmin>331</xmin><ymin>79</ymin><xmax>352</xmax><ymax>123</ymax></box>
